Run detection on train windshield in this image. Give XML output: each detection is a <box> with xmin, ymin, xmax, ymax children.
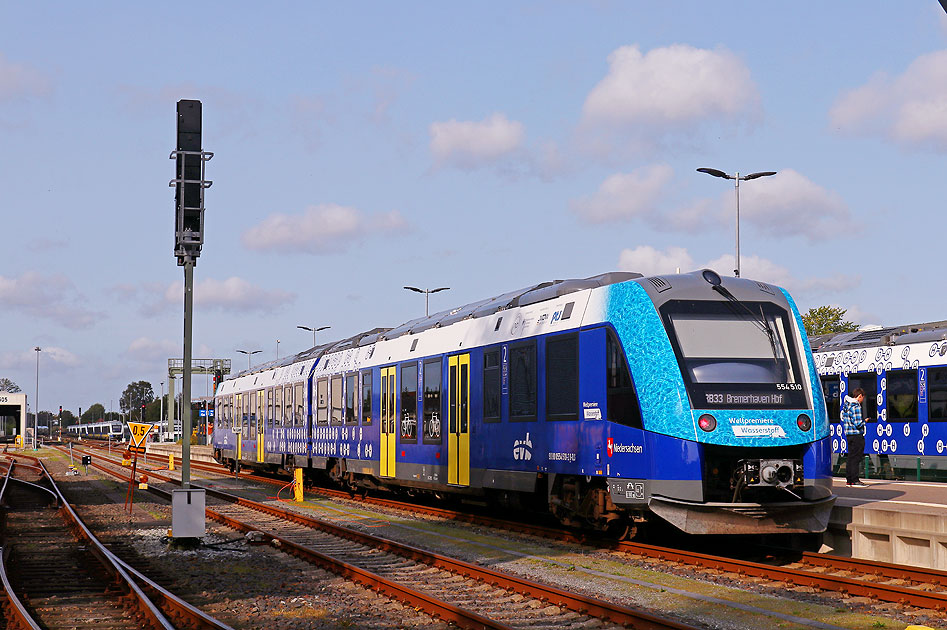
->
<box><xmin>662</xmin><ymin>300</ymin><xmax>808</xmax><ymax>409</ymax></box>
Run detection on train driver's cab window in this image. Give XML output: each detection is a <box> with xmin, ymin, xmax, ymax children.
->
<box><xmin>483</xmin><ymin>349</ymin><xmax>501</xmax><ymax>423</ymax></box>
<box><xmin>345</xmin><ymin>373</ymin><xmax>358</xmax><ymax>425</ymax></box>
<box><xmin>509</xmin><ymin>341</ymin><xmax>537</xmax><ymax>421</ymax></box>
<box><xmin>331</xmin><ymin>375</ymin><xmax>343</xmax><ymax>426</ymax></box>
<box><xmin>400</xmin><ymin>362</ymin><xmax>418</xmax><ymax>442</ymax></box>
<box><xmin>606</xmin><ymin>330</ymin><xmax>643</xmax><ymax>429</ymax></box>
<box><xmin>847</xmin><ymin>374</ymin><xmax>878</xmax><ymax>422</ymax></box>
<box><xmin>930</xmin><ymin>367</ymin><xmax>947</xmax><ymax>421</ymax></box>
<box><xmin>361</xmin><ymin>370</ymin><xmax>373</xmax><ymax>425</ymax></box>
<box><xmin>423</xmin><ymin>359</ymin><xmax>442</xmax><ymax>443</ymax></box>
<box><xmin>887</xmin><ymin>369</ymin><xmax>918</xmax><ymax>422</ymax></box>
<box><xmin>316</xmin><ymin>378</ymin><xmax>329</xmax><ymax>426</ymax></box>
<box><xmin>820</xmin><ymin>375</ymin><xmax>841</xmax><ymax>422</ymax></box>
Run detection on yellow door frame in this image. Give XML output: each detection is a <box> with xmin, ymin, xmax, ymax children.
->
<box><xmin>257</xmin><ymin>389</ymin><xmax>265</xmax><ymax>463</ymax></box>
<box><xmin>380</xmin><ymin>366</ymin><xmax>397</xmax><ymax>478</ymax></box>
<box><xmin>448</xmin><ymin>354</ymin><xmax>471</xmax><ymax>486</ymax></box>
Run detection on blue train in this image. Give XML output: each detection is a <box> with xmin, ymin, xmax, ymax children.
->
<box><xmin>213</xmin><ymin>270</ymin><xmax>835</xmax><ymax>538</ymax></box>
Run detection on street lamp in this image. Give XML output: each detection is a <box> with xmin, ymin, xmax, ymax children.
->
<box><xmin>33</xmin><ymin>346</ymin><xmax>40</xmax><ymax>450</ymax></box>
<box><xmin>276</xmin><ymin>339</ymin><xmax>280</xmax><ymax>360</ymax></box>
<box><xmin>297</xmin><ymin>325</ymin><xmax>330</xmax><ymax>348</ymax></box>
<box><xmin>236</xmin><ymin>349</ymin><xmax>262</xmax><ymax>370</ymax></box>
<box><xmin>403</xmin><ymin>286</ymin><xmax>450</xmax><ymax>317</ymax></box>
<box><xmin>697</xmin><ymin>167</ymin><xmax>777</xmax><ymax>278</ymax></box>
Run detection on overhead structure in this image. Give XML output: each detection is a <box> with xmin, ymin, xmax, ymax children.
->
<box><xmin>166</xmin><ymin>358</ymin><xmax>231</xmax><ymax>436</ymax></box>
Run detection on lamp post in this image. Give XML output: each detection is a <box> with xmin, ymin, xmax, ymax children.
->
<box><xmin>159</xmin><ymin>381</ymin><xmax>164</xmax><ymax>441</ymax></box>
<box><xmin>236</xmin><ymin>349</ymin><xmax>262</xmax><ymax>370</ymax></box>
<box><xmin>276</xmin><ymin>339</ymin><xmax>280</xmax><ymax>360</ymax></box>
<box><xmin>403</xmin><ymin>286</ymin><xmax>450</xmax><ymax>317</ymax></box>
<box><xmin>297</xmin><ymin>325</ymin><xmax>329</xmax><ymax>348</ymax></box>
<box><xmin>33</xmin><ymin>346</ymin><xmax>40</xmax><ymax>450</ymax></box>
<box><xmin>696</xmin><ymin>168</ymin><xmax>776</xmax><ymax>278</ymax></box>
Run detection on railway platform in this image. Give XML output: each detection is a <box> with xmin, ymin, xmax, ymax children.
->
<box><xmin>824</xmin><ymin>477</ymin><xmax>947</xmax><ymax>570</ymax></box>
<box><xmin>144</xmin><ymin>442</ymin><xmax>216</xmax><ymax>464</ymax></box>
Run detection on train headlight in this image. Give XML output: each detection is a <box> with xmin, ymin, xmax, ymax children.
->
<box><xmin>698</xmin><ymin>414</ymin><xmax>717</xmax><ymax>432</ymax></box>
<box><xmin>796</xmin><ymin>414</ymin><xmax>812</xmax><ymax>432</ymax></box>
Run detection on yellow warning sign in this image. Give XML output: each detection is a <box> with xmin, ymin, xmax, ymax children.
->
<box><xmin>127</xmin><ymin>422</ymin><xmax>155</xmax><ymax>449</ymax></box>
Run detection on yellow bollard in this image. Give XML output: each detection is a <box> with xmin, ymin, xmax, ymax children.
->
<box><xmin>293</xmin><ymin>468</ymin><xmax>304</xmax><ymax>502</ymax></box>
<box><xmin>905</xmin><ymin>626</ymin><xmax>936</xmax><ymax>630</ymax></box>
<box><xmin>169</xmin><ymin>453</ymin><xmax>174</xmax><ymax>471</ymax></box>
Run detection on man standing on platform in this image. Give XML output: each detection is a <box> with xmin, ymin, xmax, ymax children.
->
<box><xmin>842</xmin><ymin>388</ymin><xmax>867</xmax><ymax>487</ymax></box>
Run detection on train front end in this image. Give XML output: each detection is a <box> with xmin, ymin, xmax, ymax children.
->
<box><xmin>605</xmin><ymin>270</ymin><xmax>835</xmax><ymax>536</ymax></box>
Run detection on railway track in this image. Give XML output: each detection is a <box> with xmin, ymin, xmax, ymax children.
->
<box><xmin>0</xmin><ymin>453</ymin><xmax>234</xmax><ymax>630</ymax></box>
<box><xmin>67</xmin><ymin>445</ymin><xmax>699</xmax><ymax>630</ymax></box>
<box><xmin>73</xmin><ymin>443</ymin><xmax>947</xmax><ymax>617</ymax></box>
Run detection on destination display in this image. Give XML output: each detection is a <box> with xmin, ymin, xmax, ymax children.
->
<box><xmin>695</xmin><ymin>384</ymin><xmax>806</xmax><ymax>409</ymax></box>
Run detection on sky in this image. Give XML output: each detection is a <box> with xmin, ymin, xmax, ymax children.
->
<box><xmin>2</xmin><ymin>2</ymin><xmax>947</xmax><ymax>416</ymax></box>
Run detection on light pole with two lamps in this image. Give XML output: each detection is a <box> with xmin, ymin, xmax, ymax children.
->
<box><xmin>297</xmin><ymin>325</ymin><xmax>329</xmax><ymax>348</ymax></box>
<box><xmin>696</xmin><ymin>168</ymin><xmax>776</xmax><ymax>277</ymax></box>
<box><xmin>236</xmin><ymin>349</ymin><xmax>261</xmax><ymax>370</ymax></box>
<box><xmin>403</xmin><ymin>286</ymin><xmax>450</xmax><ymax>317</ymax></box>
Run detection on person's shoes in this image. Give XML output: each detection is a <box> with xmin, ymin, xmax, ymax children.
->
<box><xmin>850</xmin><ymin>481</ymin><xmax>869</xmax><ymax>487</ymax></box>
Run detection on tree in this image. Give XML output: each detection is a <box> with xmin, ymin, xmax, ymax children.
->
<box><xmin>0</xmin><ymin>378</ymin><xmax>21</xmax><ymax>393</ymax></box>
<box><xmin>802</xmin><ymin>306</ymin><xmax>859</xmax><ymax>337</ymax></box>
<box><xmin>81</xmin><ymin>403</ymin><xmax>106</xmax><ymax>424</ymax></box>
<box><xmin>61</xmin><ymin>409</ymin><xmax>77</xmax><ymax>428</ymax></box>
<box><xmin>120</xmin><ymin>381</ymin><xmax>155</xmax><ymax>418</ymax></box>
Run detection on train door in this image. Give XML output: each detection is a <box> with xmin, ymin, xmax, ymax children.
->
<box><xmin>248</xmin><ymin>391</ymin><xmax>257</xmax><ymax>462</ymax></box>
<box><xmin>257</xmin><ymin>389</ymin><xmax>265</xmax><ymax>463</ymax></box>
<box><xmin>448</xmin><ymin>354</ymin><xmax>470</xmax><ymax>486</ymax></box>
<box><xmin>380</xmin><ymin>366</ymin><xmax>397</xmax><ymax>478</ymax></box>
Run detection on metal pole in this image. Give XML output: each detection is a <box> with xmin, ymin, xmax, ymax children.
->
<box><xmin>425</xmin><ymin>292</ymin><xmax>429</xmax><ymax>317</ymax></box>
<box><xmin>33</xmin><ymin>347</ymin><xmax>40</xmax><ymax>450</ymax></box>
<box><xmin>159</xmin><ymin>382</ymin><xmax>164</xmax><ymax>442</ymax></box>
<box><xmin>734</xmin><ymin>173</ymin><xmax>741</xmax><ymax>278</ymax></box>
<box><xmin>182</xmin><ymin>260</ymin><xmax>193</xmax><ymax>488</ymax></box>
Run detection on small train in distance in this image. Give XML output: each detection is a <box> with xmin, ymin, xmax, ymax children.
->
<box><xmin>213</xmin><ymin>270</ymin><xmax>835</xmax><ymax>540</ymax></box>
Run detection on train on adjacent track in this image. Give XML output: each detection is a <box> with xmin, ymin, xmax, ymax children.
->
<box><xmin>812</xmin><ymin>319</ymin><xmax>947</xmax><ymax>477</ymax></box>
<box><xmin>66</xmin><ymin>420</ymin><xmax>130</xmax><ymax>441</ymax></box>
<box><xmin>213</xmin><ymin>270</ymin><xmax>835</xmax><ymax>540</ymax></box>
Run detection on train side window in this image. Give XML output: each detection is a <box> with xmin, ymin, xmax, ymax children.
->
<box><xmin>274</xmin><ymin>387</ymin><xmax>283</xmax><ymax>427</ymax></box>
<box><xmin>283</xmin><ymin>385</ymin><xmax>292</xmax><ymax>428</ymax></box>
<box><xmin>509</xmin><ymin>341</ymin><xmax>537</xmax><ymax>422</ymax></box>
<box><xmin>847</xmin><ymin>374</ymin><xmax>878</xmax><ymax>422</ymax></box>
<box><xmin>606</xmin><ymin>330</ymin><xmax>643</xmax><ymax>429</ymax></box>
<box><xmin>345</xmin><ymin>373</ymin><xmax>358</xmax><ymax>425</ymax></box>
<box><xmin>400</xmin><ymin>362</ymin><xmax>418</xmax><ymax>442</ymax></box>
<box><xmin>331</xmin><ymin>375</ymin><xmax>344</xmax><ymax>426</ymax></box>
<box><xmin>546</xmin><ymin>333</ymin><xmax>579</xmax><ymax>421</ymax></box>
<box><xmin>267</xmin><ymin>389</ymin><xmax>274</xmax><ymax>429</ymax></box>
<box><xmin>483</xmin><ymin>349</ymin><xmax>501</xmax><ymax>423</ymax></box>
<box><xmin>423</xmin><ymin>359</ymin><xmax>442</xmax><ymax>443</ymax></box>
<box><xmin>819</xmin><ymin>375</ymin><xmax>841</xmax><ymax>421</ymax></box>
<box><xmin>929</xmin><ymin>368</ymin><xmax>947</xmax><ymax>421</ymax></box>
<box><xmin>316</xmin><ymin>378</ymin><xmax>329</xmax><ymax>426</ymax></box>
<box><xmin>887</xmin><ymin>369</ymin><xmax>918</xmax><ymax>422</ymax></box>
<box><xmin>361</xmin><ymin>370</ymin><xmax>373</xmax><ymax>425</ymax></box>
<box><xmin>294</xmin><ymin>383</ymin><xmax>304</xmax><ymax>427</ymax></box>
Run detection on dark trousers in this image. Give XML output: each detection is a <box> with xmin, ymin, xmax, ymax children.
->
<box><xmin>846</xmin><ymin>434</ymin><xmax>865</xmax><ymax>483</ymax></box>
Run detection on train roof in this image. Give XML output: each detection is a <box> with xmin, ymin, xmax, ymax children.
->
<box><xmin>810</xmin><ymin>319</ymin><xmax>947</xmax><ymax>352</ymax></box>
<box><xmin>228</xmin><ymin>271</ymin><xmax>643</xmax><ymax>380</ymax></box>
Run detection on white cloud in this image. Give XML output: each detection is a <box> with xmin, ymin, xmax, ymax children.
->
<box><xmin>582</xmin><ymin>44</ymin><xmax>758</xmax><ymax>128</ymax></box>
<box><xmin>0</xmin><ymin>346</ymin><xmax>79</xmax><ymax>371</ymax></box>
<box><xmin>0</xmin><ymin>53</ymin><xmax>50</xmax><ymax>102</ymax></box>
<box><xmin>737</xmin><ymin>169</ymin><xmax>850</xmax><ymax>239</ymax></box>
<box><xmin>127</xmin><ymin>337</ymin><xmax>178</xmax><ymax>362</ymax></box>
<box><xmin>0</xmin><ymin>271</ymin><xmax>100</xmax><ymax>329</ymax></box>
<box><xmin>570</xmin><ymin>164</ymin><xmax>673</xmax><ymax>223</ymax></box>
<box><xmin>617</xmin><ymin>245</ymin><xmax>858</xmax><ymax>298</ymax></box>
<box><xmin>164</xmin><ymin>277</ymin><xmax>295</xmax><ymax>313</ymax></box>
<box><xmin>242</xmin><ymin>204</ymin><xmax>407</xmax><ymax>254</ymax></box>
<box><xmin>429</xmin><ymin>113</ymin><xmax>525</xmax><ymax>168</ymax></box>
<box><xmin>830</xmin><ymin>50</ymin><xmax>947</xmax><ymax>150</ymax></box>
